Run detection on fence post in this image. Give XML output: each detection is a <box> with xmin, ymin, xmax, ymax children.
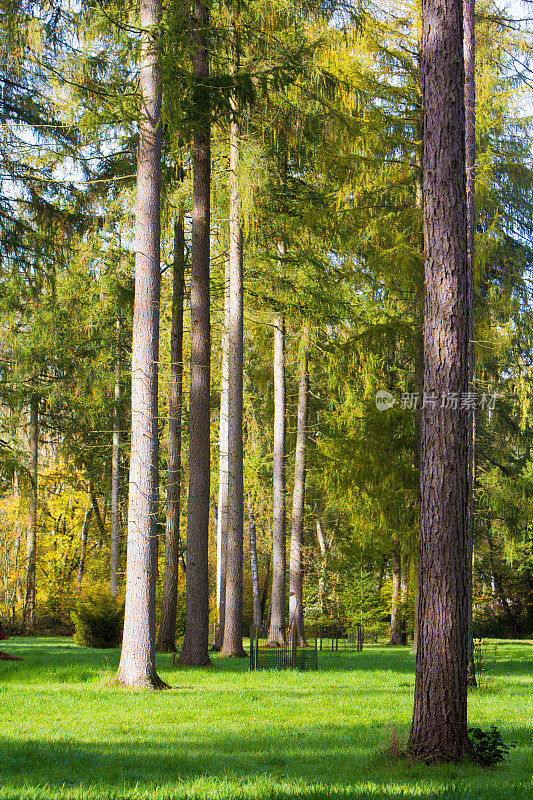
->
<box><xmin>250</xmin><ymin>626</ymin><xmax>254</xmax><ymax>671</ymax></box>
<box><xmin>314</xmin><ymin>626</ymin><xmax>318</xmax><ymax>670</ymax></box>
<box><xmin>291</xmin><ymin>625</ymin><xmax>297</xmax><ymax>670</ymax></box>
<box><xmin>320</xmin><ymin>626</ymin><xmax>323</xmax><ymax>651</ymax></box>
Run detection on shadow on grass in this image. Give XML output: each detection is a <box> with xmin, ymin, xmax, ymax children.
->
<box><xmin>0</xmin><ymin>722</ymin><xmax>528</xmax><ymax>800</ymax></box>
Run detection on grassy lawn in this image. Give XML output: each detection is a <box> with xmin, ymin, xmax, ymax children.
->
<box><xmin>0</xmin><ymin>637</ymin><xmax>531</xmax><ymax>800</ymax></box>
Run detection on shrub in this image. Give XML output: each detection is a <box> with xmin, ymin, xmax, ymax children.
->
<box><xmin>468</xmin><ymin>725</ymin><xmax>516</xmax><ymax>765</ymax></box>
<box><xmin>72</xmin><ymin>586</ymin><xmax>124</xmax><ymax>648</ymax></box>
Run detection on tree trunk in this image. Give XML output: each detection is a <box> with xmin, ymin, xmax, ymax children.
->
<box><xmin>179</xmin><ymin>0</ymin><xmax>211</xmax><ymax>667</ymax></box>
<box><xmin>248</xmin><ymin>495</ymin><xmax>262</xmax><ymax>630</ymax></box>
<box><xmin>221</xmin><ymin>46</ymin><xmax>246</xmax><ymax>656</ymax></box>
<box><xmin>157</xmin><ymin>216</ymin><xmax>185</xmax><ymax>652</ymax></box>
<box><xmin>260</xmin><ymin>550</ymin><xmax>271</xmax><ymax>624</ymax></box>
<box><xmin>110</xmin><ymin>318</ymin><xmax>121</xmax><ymax>595</ymax></box>
<box><xmin>464</xmin><ymin>0</ymin><xmax>477</xmax><ymax>689</ymax></box>
<box><xmin>212</xmin><ymin>255</ymin><xmax>229</xmax><ymax>652</ymax></box>
<box><xmin>267</xmin><ymin>313</ymin><xmax>287</xmax><ymax>646</ymax></box>
<box><xmin>408</xmin><ymin>0</ymin><xmax>471</xmax><ymax>759</ymax></box>
<box><xmin>23</xmin><ymin>395</ymin><xmax>38</xmax><ymax>628</ymax></box>
<box><xmin>289</xmin><ymin>346</ymin><xmax>308</xmax><ymax>646</ymax></box>
<box><xmin>77</xmin><ymin>498</ymin><xmax>93</xmax><ymax>585</ymax></box>
<box><xmin>315</xmin><ymin>513</ymin><xmax>327</xmax><ymax>614</ymax></box>
<box><xmin>115</xmin><ymin>0</ymin><xmax>165</xmax><ymax>689</ymax></box>
<box><xmin>411</xmin><ymin>559</ymin><xmax>419</xmax><ymax>655</ymax></box>
<box><xmin>389</xmin><ymin>541</ymin><xmax>402</xmax><ymax>645</ymax></box>
<box><xmin>91</xmin><ymin>492</ymin><xmax>106</xmax><ymax>543</ymax></box>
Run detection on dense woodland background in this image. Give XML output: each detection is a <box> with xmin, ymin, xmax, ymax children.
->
<box><xmin>0</xmin><ymin>0</ymin><xmax>532</xmax><ymax>648</ymax></box>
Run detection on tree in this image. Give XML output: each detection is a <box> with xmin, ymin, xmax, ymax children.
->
<box><xmin>220</xmin><ymin>22</ymin><xmax>246</xmax><ymax>658</ymax></box>
<box><xmin>268</xmin><ymin>312</ymin><xmax>287</xmax><ymax>646</ymax></box>
<box><xmin>464</xmin><ymin>0</ymin><xmax>477</xmax><ymax>687</ymax></box>
<box><xmin>22</xmin><ymin>395</ymin><xmax>38</xmax><ymax>627</ymax></box>
<box><xmin>109</xmin><ymin>317</ymin><xmax>121</xmax><ymax>595</ymax></box>
<box><xmin>179</xmin><ymin>0</ymin><xmax>212</xmax><ymax>667</ymax></box>
<box><xmin>213</xmin><ymin>254</ymin><xmax>229</xmax><ymax>652</ymax></box>
<box><xmin>157</xmin><ymin>216</ymin><xmax>185</xmax><ymax>652</ymax></box>
<box><xmin>408</xmin><ymin>0</ymin><xmax>472</xmax><ymax>760</ymax></box>
<box><xmin>289</xmin><ymin>343</ymin><xmax>308</xmax><ymax>646</ymax></box>
<box><xmin>115</xmin><ymin>0</ymin><xmax>166</xmax><ymax>689</ymax></box>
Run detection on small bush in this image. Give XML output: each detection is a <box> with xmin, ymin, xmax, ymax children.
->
<box><xmin>468</xmin><ymin>725</ymin><xmax>516</xmax><ymax>765</ymax></box>
<box><xmin>72</xmin><ymin>586</ymin><xmax>124</xmax><ymax>648</ymax></box>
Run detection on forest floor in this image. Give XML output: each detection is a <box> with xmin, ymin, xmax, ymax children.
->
<box><xmin>0</xmin><ymin>638</ymin><xmax>531</xmax><ymax>800</ymax></box>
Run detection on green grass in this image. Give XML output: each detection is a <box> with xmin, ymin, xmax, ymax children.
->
<box><xmin>0</xmin><ymin>637</ymin><xmax>531</xmax><ymax>800</ymax></box>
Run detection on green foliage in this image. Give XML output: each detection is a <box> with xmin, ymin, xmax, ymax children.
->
<box><xmin>72</xmin><ymin>586</ymin><xmax>124</xmax><ymax>648</ymax></box>
<box><xmin>468</xmin><ymin>725</ymin><xmax>516</xmax><ymax>766</ymax></box>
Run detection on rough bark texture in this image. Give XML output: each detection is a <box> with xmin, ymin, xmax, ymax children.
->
<box><xmin>23</xmin><ymin>396</ymin><xmax>38</xmax><ymax>628</ymax></box>
<box><xmin>157</xmin><ymin>217</ymin><xmax>185</xmax><ymax>652</ymax></box>
<box><xmin>221</xmin><ymin>61</ymin><xmax>246</xmax><ymax>657</ymax></box>
<box><xmin>179</xmin><ymin>0</ymin><xmax>211</xmax><ymax>667</ymax></box>
<box><xmin>464</xmin><ymin>0</ymin><xmax>477</xmax><ymax>689</ymax></box>
<box><xmin>110</xmin><ymin>318</ymin><xmax>121</xmax><ymax>595</ymax></box>
<box><xmin>213</xmin><ymin>256</ymin><xmax>229</xmax><ymax>652</ymax></box>
<box><xmin>268</xmin><ymin>314</ymin><xmax>287</xmax><ymax>646</ymax></box>
<box><xmin>248</xmin><ymin>495</ymin><xmax>262</xmax><ymax>630</ymax></box>
<box><xmin>389</xmin><ymin>542</ymin><xmax>402</xmax><ymax>645</ymax></box>
<box><xmin>77</xmin><ymin>498</ymin><xmax>92</xmax><ymax>585</ymax></box>
<box><xmin>289</xmin><ymin>348</ymin><xmax>308</xmax><ymax>646</ymax></box>
<box><xmin>115</xmin><ymin>0</ymin><xmax>165</xmax><ymax>689</ymax></box>
<box><xmin>408</xmin><ymin>0</ymin><xmax>471</xmax><ymax>758</ymax></box>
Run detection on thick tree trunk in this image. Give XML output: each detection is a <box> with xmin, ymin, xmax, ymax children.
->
<box><xmin>179</xmin><ymin>0</ymin><xmax>211</xmax><ymax>667</ymax></box>
<box><xmin>411</xmin><ymin>560</ymin><xmax>419</xmax><ymax>654</ymax></box>
<box><xmin>408</xmin><ymin>0</ymin><xmax>471</xmax><ymax>759</ymax></box>
<box><xmin>212</xmin><ymin>256</ymin><xmax>229</xmax><ymax>652</ymax></box>
<box><xmin>248</xmin><ymin>496</ymin><xmax>262</xmax><ymax>630</ymax></box>
<box><xmin>77</xmin><ymin>498</ymin><xmax>93</xmax><ymax>585</ymax></box>
<box><xmin>221</xmin><ymin>51</ymin><xmax>246</xmax><ymax>657</ymax></box>
<box><xmin>23</xmin><ymin>395</ymin><xmax>38</xmax><ymax>628</ymax></box>
<box><xmin>110</xmin><ymin>318</ymin><xmax>121</xmax><ymax>595</ymax></box>
<box><xmin>289</xmin><ymin>346</ymin><xmax>308</xmax><ymax>646</ymax></box>
<box><xmin>464</xmin><ymin>0</ymin><xmax>477</xmax><ymax>689</ymax></box>
<box><xmin>389</xmin><ymin>542</ymin><xmax>402</xmax><ymax>645</ymax></box>
<box><xmin>116</xmin><ymin>0</ymin><xmax>165</xmax><ymax>689</ymax></box>
<box><xmin>268</xmin><ymin>313</ymin><xmax>287</xmax><ymax>646</ymax></box>
<box><xmin>157</xmin><ymin>217</ymin><xmax>185</xmax><ymax>652</ymax></box>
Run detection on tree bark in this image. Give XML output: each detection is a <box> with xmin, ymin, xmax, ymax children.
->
<box><xmin>115</xmin><ymin>0</ymin><xmax>166</xmax><ymax>689</ymax></box>
<box><xmin>289</xmin><ymin>346</ymin><xmax>308</xmax><ymax>646</ymax></box>
<box><xmin>212</xmin><ymin>255</ymin><xmax>229</xmax><ymax>652</ymax></box>
<box><xmin>179</xmin><ymin>0</ymin><xmax>211</xmax><ymax>667</ymax></box>
<box><xmin>77</xmin><ymin>498</ymin><xmax>93</xmax><ymax>585</ymax></box>
<box><xmin>221</xmin><ymin>42</ymin><xmax>246</xmax><ymax>656</ymax></box>
<box><xmin>267</xmin><ymin>313</ymin><xmax>287</xmax><ymax>646</ymax></box>
<box><xmin>157</xmin><ymin>216</ymin><xmax>185</xmax><ymax>652</ymax></box>
<box><xmin>23</xmin><ymin>395</ymin><xmax>38</xmax><ymax>628</ymax></box>
<box><xmin>110</xmin><ymin>317</ymin><xmax>121</xmax><ymax>595</ymax></box>
<box><xmin>248</xmin><ymin>495</ymin><xmax>262</xmax><ymax>630</ymax></box>
<box><xmin>464</xmin><ymin>0</ymin><xmax>477</xmax><ymax>689</ymax></box>
<box><xmin>408</xmin><ymin>0</ymin><xmax>471</xmax><ymax>759</ymax></box>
